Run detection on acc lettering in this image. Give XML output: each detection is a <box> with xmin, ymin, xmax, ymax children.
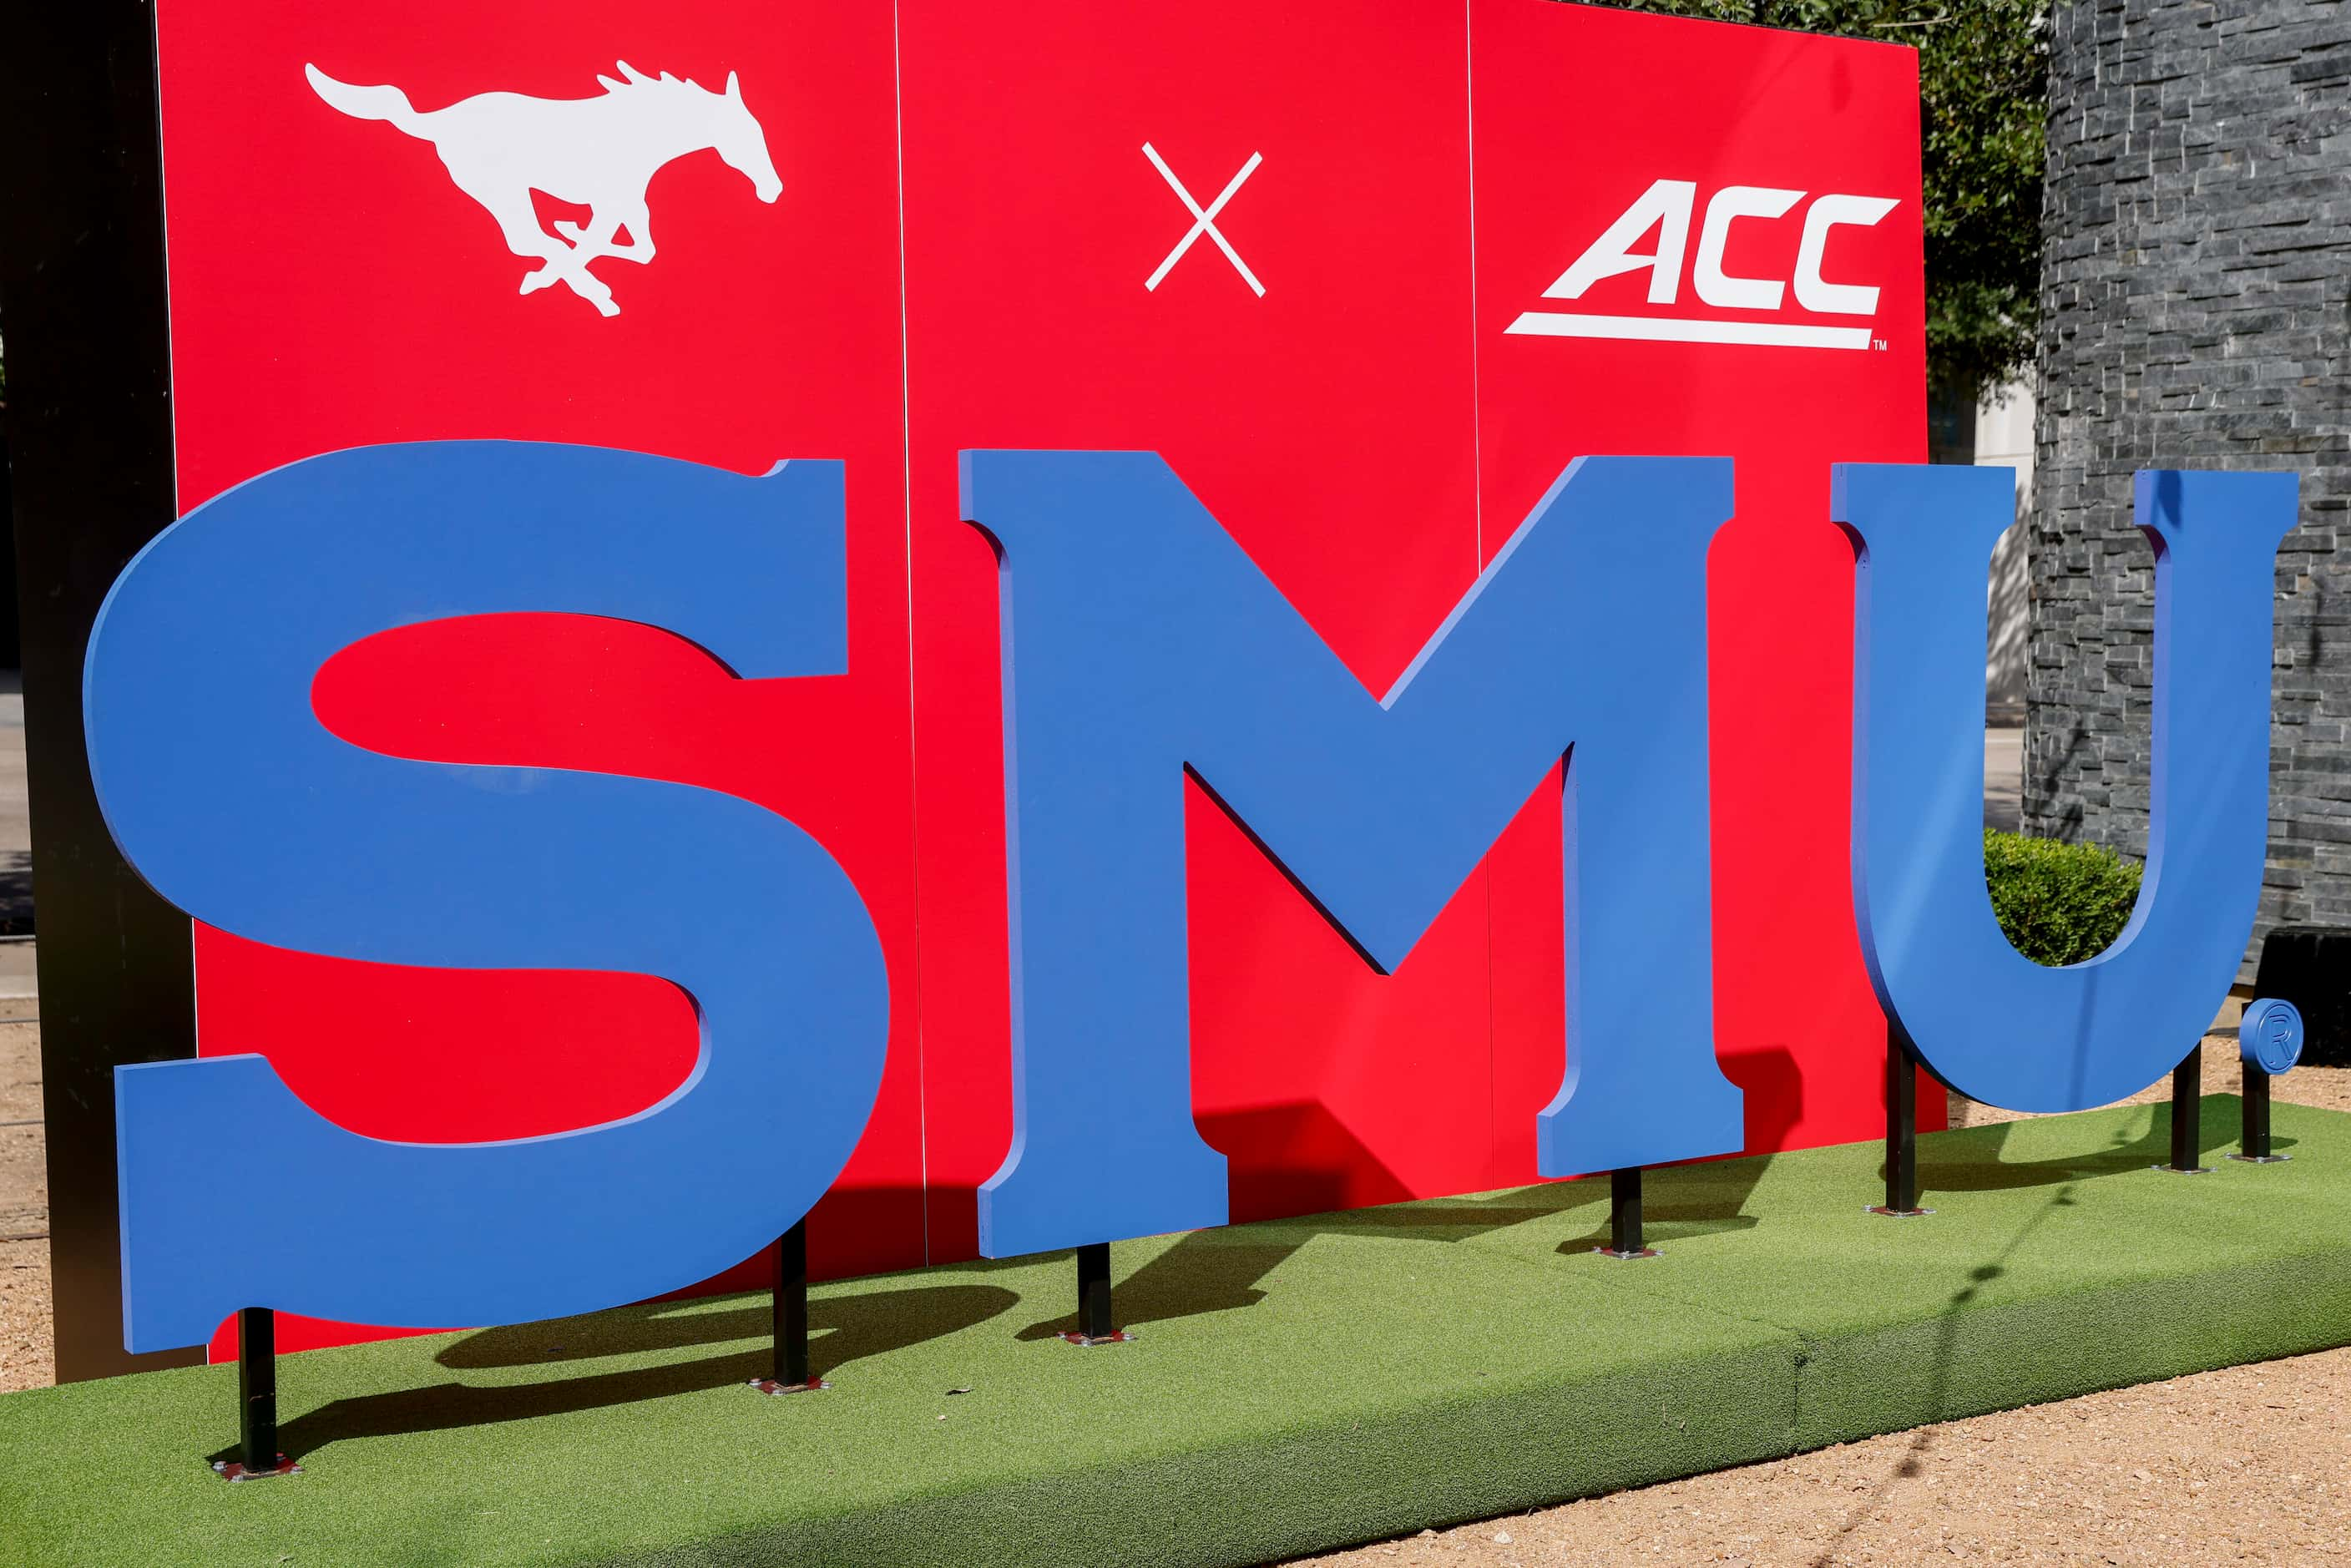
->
<box><xmin>1509</xmin><ymin>177</ymin><xmax>1900</xmax><ymax>349</ymax></box>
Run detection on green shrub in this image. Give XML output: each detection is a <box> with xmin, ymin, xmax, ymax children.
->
<box><xmin>1982</xmin><ymin>830</ymin><xmax>2143</xmax><ymax>967</ymax></box>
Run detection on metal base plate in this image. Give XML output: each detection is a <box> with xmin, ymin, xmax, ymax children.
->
<box><xmin>1865</xmin><ymin>1205</ymin><xmax>1934</xmax><ymax>1217</ymax></box>
<box><xmin>1059</xmin><ymin>1329</ymin><xmax>1137</xmax><ymax>1347</ymax></box>
<box><xmin>1592</xmin><ymin>1245</ymin><xmax>1660</xmax><ymax>1260</ymax></box>
<box><xmin>2227</xmin><ymin>1152</ymin><xmax>2292</xmax><ymax>1165</ymax></box>
<box><xmin>2152</xmin><ymin>1163</ymin><xmax>2213</xmax><ymax>1176</ymax></box>
<box><xmin>210</xmin><ymin>1454</ymin><xmax>300</xmax><ymax>1482</ymax></box>
<box><xmin>748</xmin><ymin>1377</ymin><xmax>831</xmax><ymax>1395</ymax></box>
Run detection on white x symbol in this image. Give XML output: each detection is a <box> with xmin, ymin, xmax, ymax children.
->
<box><xmin>1142</xmin><ymin>143</ymin><xmax>1267</xmax><ymax>297</ymax></box>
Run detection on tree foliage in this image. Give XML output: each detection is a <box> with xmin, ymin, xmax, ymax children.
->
<box><xmin>1585</xmin><ymin>0</ymin><xmax>2048</xmax><ymax>392</ymax></box>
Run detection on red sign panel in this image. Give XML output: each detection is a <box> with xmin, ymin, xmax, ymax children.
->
<box><xmin>151</xmin><ymin>0</ymin><xmax>1926</xmax><ymax>1357</ymax></box>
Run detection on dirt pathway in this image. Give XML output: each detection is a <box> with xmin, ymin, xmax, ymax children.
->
<box><xmin>1292</xmin><ymin>1348</ymin><xmax>2351</xmax><ymax>1565</ymax></box>
<box><xmin>0</xmin><ymin>1019</ymin><xmax>47</xmax><ymax>1392</ymax></box>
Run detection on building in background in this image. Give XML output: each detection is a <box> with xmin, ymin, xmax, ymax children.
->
<box><xmin>2030</xmin><ymin>0</ymin><xmax>2349</xmax><ymax>974</ymax></box>
<box><xmin>1929</xmin><ymin>376</ymin><xmax>2034</xmax><ymax>727</ymax></box>
<box><xmin>1977</xmin><ymin>384</ymin><xmax>2035</xmax><ymax>729</ymax></box>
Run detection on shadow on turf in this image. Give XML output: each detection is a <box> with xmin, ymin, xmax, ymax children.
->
<box><xmin>1011</xmin><ymin>1049</ymin><xmax>1813</xmax><ymax>1343</ymax></box>
<box><xmin>1804</xmin><ymin>1191</ymin><xmax>2075</xmax><ymax>1565</ymax></box>
<box><xmin>1809</xmin><ymin>1092</ymin><xmax>2293</xmax><ymax>1563</ymax></box>
<box><xmin>440</xmin><ymin>1282</ymin><xmax>1023</xmax><ymax>1373</ymax></box>
<box><xmin>1024</xmin><ymin>1081</ymin><xmax>2285</xmax><ymax>1340</ymax></box>
<box><xmin>254</xmin><ymin>1083</ymin><xmax>2276</xmax><ymax>1459</ymax></box>
<box><xmin>238</xmin><ymin>1282</ymin><xmax>1019</xmax><ymax>1464</ymax></box>
<box><xmin>1915</xmin><ymin>1094</ymin><xmax>2288</xmax><ymax>1196</ymax></box>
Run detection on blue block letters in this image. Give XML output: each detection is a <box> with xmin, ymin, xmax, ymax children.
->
<box><xmin>83</xmin><ymin>440</ymin><xmax>2296</xmax><ymax>1348</ymax></box>
<box><xmin>1838</xmin><ymin>464</ymin><xmax>2295</xmax><ymax>1110</ymax></box>
<box><xmin>87</xmin><ymin>443</ymin><xmax>888</xmax><ymax>1351</ymax></box>
<box><xmin>963</xmin><ymin>452</ymin><xmax>1745</xmax><ymax>1257</ymax></box>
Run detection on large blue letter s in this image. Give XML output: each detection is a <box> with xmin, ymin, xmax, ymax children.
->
<box><xmin>88</xmin><ymin>443</ymin><xmax>887</xmax><ymax>1351</ymax></box>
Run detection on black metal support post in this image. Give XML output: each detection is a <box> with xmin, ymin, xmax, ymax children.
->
<box><xmin>1061</xmin><ymin>1242</ymin><xmax>1132</xmax><ymax>1345</ymax></box>
<box><xmin>1610</xmin><ymin>1167</ymin><xmax>1641</xmax><ymax>1254</ymax></box>
<box><xmin>1077</xmin><ymin>1242</ymin><xmax>1113</xmax><ymax>1338</ymax></box>
<box><xmin>1869</xmin><ymin>1026</ymin><xmax>1930</xmax><ymax>1216</ymax></box>
<box><xmin>240</xmin><ymin>1308</ymin><xmax>276</xmax><ymax>1469</ymax></box>
<box><xmin>1595</xmin><ymin>1166</ymin><xmax>1658</xmax><ymax>1258</ymax></box>
<box><xmin>750</xmin><ymin>1220</ymin><xmax>825</xmax><ymax>1393</ymax></box>
<box><xmin>2158</xmin><ymin>1048</ymin><xmax>2210</xmax><ymax>1174</ymax></box>
<box><xmin>210</xmin><ymin>1308</ymin><xmax>295</xmax><ymax>1479</ymax></box>
<box><xmin>2229</xmin><ymin>1060</ymin><xmax>2288</xmax><ymax>1164</ymax></box>
<box><xmin>773</xmin><ymin>1222</ymin><xmax>811</xmax><ymax>1385</ymax></box>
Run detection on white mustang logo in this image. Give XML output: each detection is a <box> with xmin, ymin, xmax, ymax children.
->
<box><xmin>306</xmin><ymin>61</ymin><xmax>781</xmax><ymax>318</ymax></box>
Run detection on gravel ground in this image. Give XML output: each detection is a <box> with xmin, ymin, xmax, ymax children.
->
<box><xmin>4</xmin><ymin>1025</ymin><xmax>2347</xmax><ymax>1568</ymax></box>
<box><xmin>1947</xmin><ymin>1034</ymin><xmax>2351</xmax><ymax>1127</ymax></box>
<box><xmin>1292</xmin><ymin>1348</ymin><xmax>2351</xmax><ymax>1566</ymax></box>
<box><xmin>0</xmin><ymin>1020</ymin><xmax>48</xmax><ymax>1393</ymax></box>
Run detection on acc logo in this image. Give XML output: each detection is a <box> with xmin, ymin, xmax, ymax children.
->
<box><xmin>1506</xmin><ymin>177</ymin><xmax>1898</xmax><ymax>351</ymax></box>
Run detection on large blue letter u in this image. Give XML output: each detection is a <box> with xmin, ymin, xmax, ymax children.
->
<box><xmin>1838</xmin><ymin>464</ymin><xmax>2295</xmax><ymax>1111</ymax></box>
<box><xmin>88</xmin><ymin>442</ymin><xmax>888</xmax><ymax>1351</ymax></box>
<box><xmin>964</xmin><ymin>451</ymin><xmax>1743</xmax><ymax>1258</ymax></box>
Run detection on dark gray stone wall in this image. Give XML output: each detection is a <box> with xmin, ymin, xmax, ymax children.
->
<box><xmin>2030</xmin><ymin>0</ymin><xmax>2351</xmax><ymax>974</ymax></box>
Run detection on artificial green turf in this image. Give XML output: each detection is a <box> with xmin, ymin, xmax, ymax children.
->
<box><xmin>5</xmin><ymin>1097</ymin><xmax>2349</xmax><ymax>1568</ymax></box>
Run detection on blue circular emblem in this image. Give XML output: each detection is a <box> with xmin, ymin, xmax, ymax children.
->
<box><xmin>2238</xmin><ymin>997</ymin><xmax>2304</xmax><ymax>1076</ymax></box>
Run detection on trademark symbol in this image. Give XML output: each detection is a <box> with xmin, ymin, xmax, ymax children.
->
<box><xmin>1873</xmin><ymin>337</ymin><xmax>1888</xmax><ymax>352</ymax></box>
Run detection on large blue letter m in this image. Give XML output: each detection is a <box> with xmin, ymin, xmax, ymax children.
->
<box><xmin>962</xmin><ymin>451</ymin><xmax>1742</xmax><ymax>1258</ymax></box>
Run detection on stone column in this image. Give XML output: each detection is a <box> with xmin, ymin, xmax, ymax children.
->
<box><xmin>2031</xmin><ymin>0</ymin><xmax>2350</xmax><ymax>974</ymax></box>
